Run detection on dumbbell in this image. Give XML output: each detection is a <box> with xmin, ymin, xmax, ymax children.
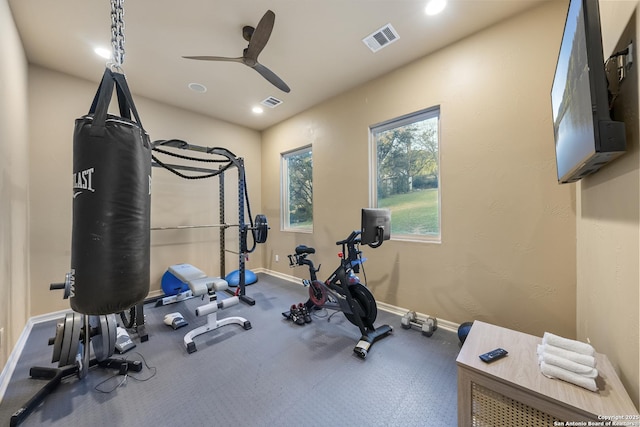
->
<box><xmin>401</xmin><ymin>311</ymin><xmax>438</xmax><ymax>337</ymax></box>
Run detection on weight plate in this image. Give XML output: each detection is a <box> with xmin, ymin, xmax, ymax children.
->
<box><xmin>59</xmin><ymin>313</ymin><xmax>82</xmax><ymax>367</ymax></box>
<box><xmin>51</xmin><ymin>318</ymin><xmax>65</xmax><ymax>363</ymax></box>
<box><xmin>65</xmin><ymin>313</ymin><xmax>83</xmax><ymax>367</ymax></box>
<box><xmin>63</xmin><ymin>273</ymin><xmax>71</xmax><ymax>299</ymax></box>
<box><xmin>104</xmin><ymin>314</ymin><xmax>117</xmax><ymax>359</ymax></box>
<box><xmin>90</xmin><ymin>314</ymin><xmax>116</xmax><ymax>361</ymax></box>
<box><xmin>99</xmin><ymin>315</ymin><xmax>110</xmax><ymax>361</ymax></box>
<box><xmin>254</xmin><ymin>214</ymin><xmax>268</xmax><ymax>244</ymax></box>
<box><xmin>58</xmin><ymin>313</ymin><xmax>74</xmax><ymax>367</ymax></box>
<box><xmin>89</xmin><ymin>315</ymin><xmax>104</xmax><ymax>361</ymax></box>
<box><xmin>344</xmin><ymin>283</ymin><xmax>377</xmax><ymax>328</ymax></box>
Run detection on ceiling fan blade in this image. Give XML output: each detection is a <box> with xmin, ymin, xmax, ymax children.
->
<box><xmin>181</xmin><ymin>10</ymin><xmax>287</xmax><ymax>92</ymax></box>
<box><xmin>183</xmin><ymin>56</ymin><xmax>243</xmax><ymax>63</ymax></box>
<box><xmin>253</xmin><ymin>62</ymin><xmax>290</xmax><ymax>93</ymax></box>
<box><xmin>244</xmin><ymin>10</ymin><xmax>275</xmax><ymax>61</ymax></box>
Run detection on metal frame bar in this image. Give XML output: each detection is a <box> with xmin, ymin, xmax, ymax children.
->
<box><xmin>151</xmin><ymin>224</ymin><xmax>234</xmax><ymax>231</ymax></box>
<box><xmin>219</xmin><ymin>170</ymin><xmax>226</xmax><ymax>282</ymax></box>
<box><xmin>151</xmin><ymin>162</ymin><xmax>215</xmax><ymax>174</ymax></box>
<box><xmin>151</xmin><ymin>140</ymin><xmax>254</xmax><ymax>305</ymax></box>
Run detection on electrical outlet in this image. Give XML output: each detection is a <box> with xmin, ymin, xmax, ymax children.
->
<box><xmin>275</xmin><ymin>254</ymin><xmax>279</xmax><ymax>262</ymax></box>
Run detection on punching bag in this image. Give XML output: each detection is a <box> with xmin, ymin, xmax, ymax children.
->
<box><xmin>70</xmin><ymin>68</ymin><xmax>151</xmax><ymax>315</ymax></box>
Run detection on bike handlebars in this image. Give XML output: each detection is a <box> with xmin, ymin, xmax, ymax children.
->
<box><xmin>335</xmin><ymin>230</ymin><xmax>361</xmax><ymax>246</ymax></box>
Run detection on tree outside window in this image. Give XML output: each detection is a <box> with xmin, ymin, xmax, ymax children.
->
<box><xmin>371</xmin><ymin>107</ymin><xmax>440</xmax><ymax>240</ymax></box>
<box><xmin>282</xmin><ymin>146</ymin><xmax>313</xmax><ymax>231</ymax></box>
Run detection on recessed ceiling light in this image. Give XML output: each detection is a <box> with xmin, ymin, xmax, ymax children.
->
<box><xmin>188</xmin><ymin>82</ymin><xmax>207</xmax><ymax>93</ymax></box>
<box><xmin>94</xmin><ymin>47</ymin><xmax>111</xmax><ymax>59</ymax></box>
<box><xmin>252</xmin><ymin>106</ymin><xmax>264</xmax><ymax>114</ymax></box>
<box><xmin>425</xmin><ymin>0</ymin><xmax>447</xmax><ymax>16</ymax></box>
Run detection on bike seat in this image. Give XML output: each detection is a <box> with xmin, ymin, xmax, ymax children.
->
<box><xmin>295</xmin><ymin>245</ymin><xmax>315</xmax><ymax>255</ymax></box>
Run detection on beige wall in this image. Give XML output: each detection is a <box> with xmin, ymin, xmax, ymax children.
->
<box><xmin>0</xmin><ymin>0</ymin><xmax>29</xmax><ymax>369</ymax></box>
<box><xmin>262</xmin><ymin>2</ymin><xmax>577</xmax><ymax>338</ymax></box>
<box><xmin>577</xmin><ymin>0</ymin><xmax>640</xmax><ymax>408</ymax></box>
<box><xmin>27</xmin><ymin>66</ymin><xmax>262</xmax><ymax>316</ymax></box>
<box><xmin>5</xmin><ymin>0</ymin><xmax>638</xmax><ymax>409</ymax></box>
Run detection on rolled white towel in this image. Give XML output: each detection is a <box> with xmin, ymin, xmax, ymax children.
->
<box><xmin>537</xmin><ymin>352</ymin><xmax>598</xmax><ymax>378</ymax></box>
<box><xmin>536</xmin><ymin>344</ymin><xmax>597</xmax><ymax>368</ymax></box>
<box><xmin>542</xmin><ymin>332</ymin><xmax>595</xmax><ymax>357</ymax></box>
<box><xmin>540</xmin><ymin>362</ymin><xmax>598</xmax><ymax>392</ymax></box>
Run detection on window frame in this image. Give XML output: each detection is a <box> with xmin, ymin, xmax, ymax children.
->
<box><xmin>369</xmin><ymin>106</ymin><xmax>442</xmax><ymax>243</ymax></box>
<box><xmin>280</xmin><ymin>145</ymin><xmax>313</xmax><ymax>233</ymax></box>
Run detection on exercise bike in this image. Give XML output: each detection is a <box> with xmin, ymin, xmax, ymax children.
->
<box><xmin>287</xmin><ymin>227</ymin><xmax>392</xmax><ymax>359</ymax></box>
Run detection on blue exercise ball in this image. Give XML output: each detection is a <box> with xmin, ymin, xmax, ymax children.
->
<box><xmin>458</xmin><ymin>321</ymin><xmax>474</xmax><ymax>345</ymax></box>
<box><xmin>225</xmin><ymin>269</ymin><xmax>258</xmax><ymax>287</ymax></box>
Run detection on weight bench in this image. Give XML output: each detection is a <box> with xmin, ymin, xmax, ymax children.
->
<box><xmin>167</xmin><ymin>264</ymin><xmax>252</xmax><ymax>353</ymax></box>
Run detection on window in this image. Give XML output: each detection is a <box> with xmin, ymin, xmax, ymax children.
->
<box><xmin>281</xmin><ymin>146</ymin><xmax>313</xmax><ymax>231</ymax></box>
<box><xmin>370</xmin><ymin>107</ymin><xmax>441</xmax><ymax>241</ymax></box>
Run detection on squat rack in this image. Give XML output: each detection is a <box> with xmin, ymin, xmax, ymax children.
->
<box><xmin>151</xmin><ymin>139</ymin><xmax>263</xmax><ymax>305</ymax></box>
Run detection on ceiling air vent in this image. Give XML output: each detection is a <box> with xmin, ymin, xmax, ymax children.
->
<box><xmin>260</xmin><ymin>96</ymin><xmax>283</xmax><ymax>108</ymax></box>
<box><xmin>362</xmin><ymin>23</ymin><xmax>400</xmax><ymax>53</ymax></box>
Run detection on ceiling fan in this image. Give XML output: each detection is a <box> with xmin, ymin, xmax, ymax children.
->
<box><xmin>183</xmin><ymin>10</ymin><xmax>291</xmax><ymax>93</ymax></box>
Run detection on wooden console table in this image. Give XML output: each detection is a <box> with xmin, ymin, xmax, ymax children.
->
<box><xmin>457</xmin><ymin>321</ymin><xmax>638</xmax><ymax>426</ymax></box>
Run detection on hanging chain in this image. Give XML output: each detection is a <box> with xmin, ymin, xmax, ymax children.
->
<box><xmin>110</xmin><ymin>0</ymin><xmax>125</xmax><ymax>68</ymax></box>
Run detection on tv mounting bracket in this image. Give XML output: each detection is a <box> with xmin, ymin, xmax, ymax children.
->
<box><xmin>608</xmin><ymin>40</ymin><xmax>634</xmax><ymax>84</ymax></box>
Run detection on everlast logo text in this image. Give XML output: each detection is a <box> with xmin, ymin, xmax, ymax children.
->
<box><xmin>68</xmin><ymin>269</ymin><xmax>76</xmax><ymax>298</ymax></box>
<box><xmin>73</xmin><ymin>168</ymin><xmax>95</xmax><ymax>198</ymax></box>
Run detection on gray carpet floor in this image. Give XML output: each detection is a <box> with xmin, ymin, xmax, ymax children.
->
<box><xmin>0</xmin><ymin>273</ymin><xmax>460</xmax><ymax>426</ymax></box>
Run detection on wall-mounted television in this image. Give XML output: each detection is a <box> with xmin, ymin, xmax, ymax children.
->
<box><xmin>551</xmin><ymin>0</ymin><xmax>626</xmax><ymax>184</ymax></box>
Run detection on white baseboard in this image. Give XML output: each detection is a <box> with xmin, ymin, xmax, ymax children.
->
<box><xmin>259</xmin><ymin>269</ymin><xmax>460</xmax><ymax>333</ymax></box>
<box><xmin>1</xmin><ymin>270</ymin><xmax>461</xmax><ymax>403</ymax></box>
<box><xmin>0</xmin><ymin>308</ymin><xmax>72</xmax><ymax>403</ymax></box>
<box><xmin>256</xmin><ymin>268</ymin><xmax>301</xmax><ymax>285</ymax></box>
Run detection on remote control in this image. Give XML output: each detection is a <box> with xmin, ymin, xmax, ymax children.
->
<box><xmin>479</xmin><ymin>348</ymin><xmax>508</xmax><ymax>363</ymax></box>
